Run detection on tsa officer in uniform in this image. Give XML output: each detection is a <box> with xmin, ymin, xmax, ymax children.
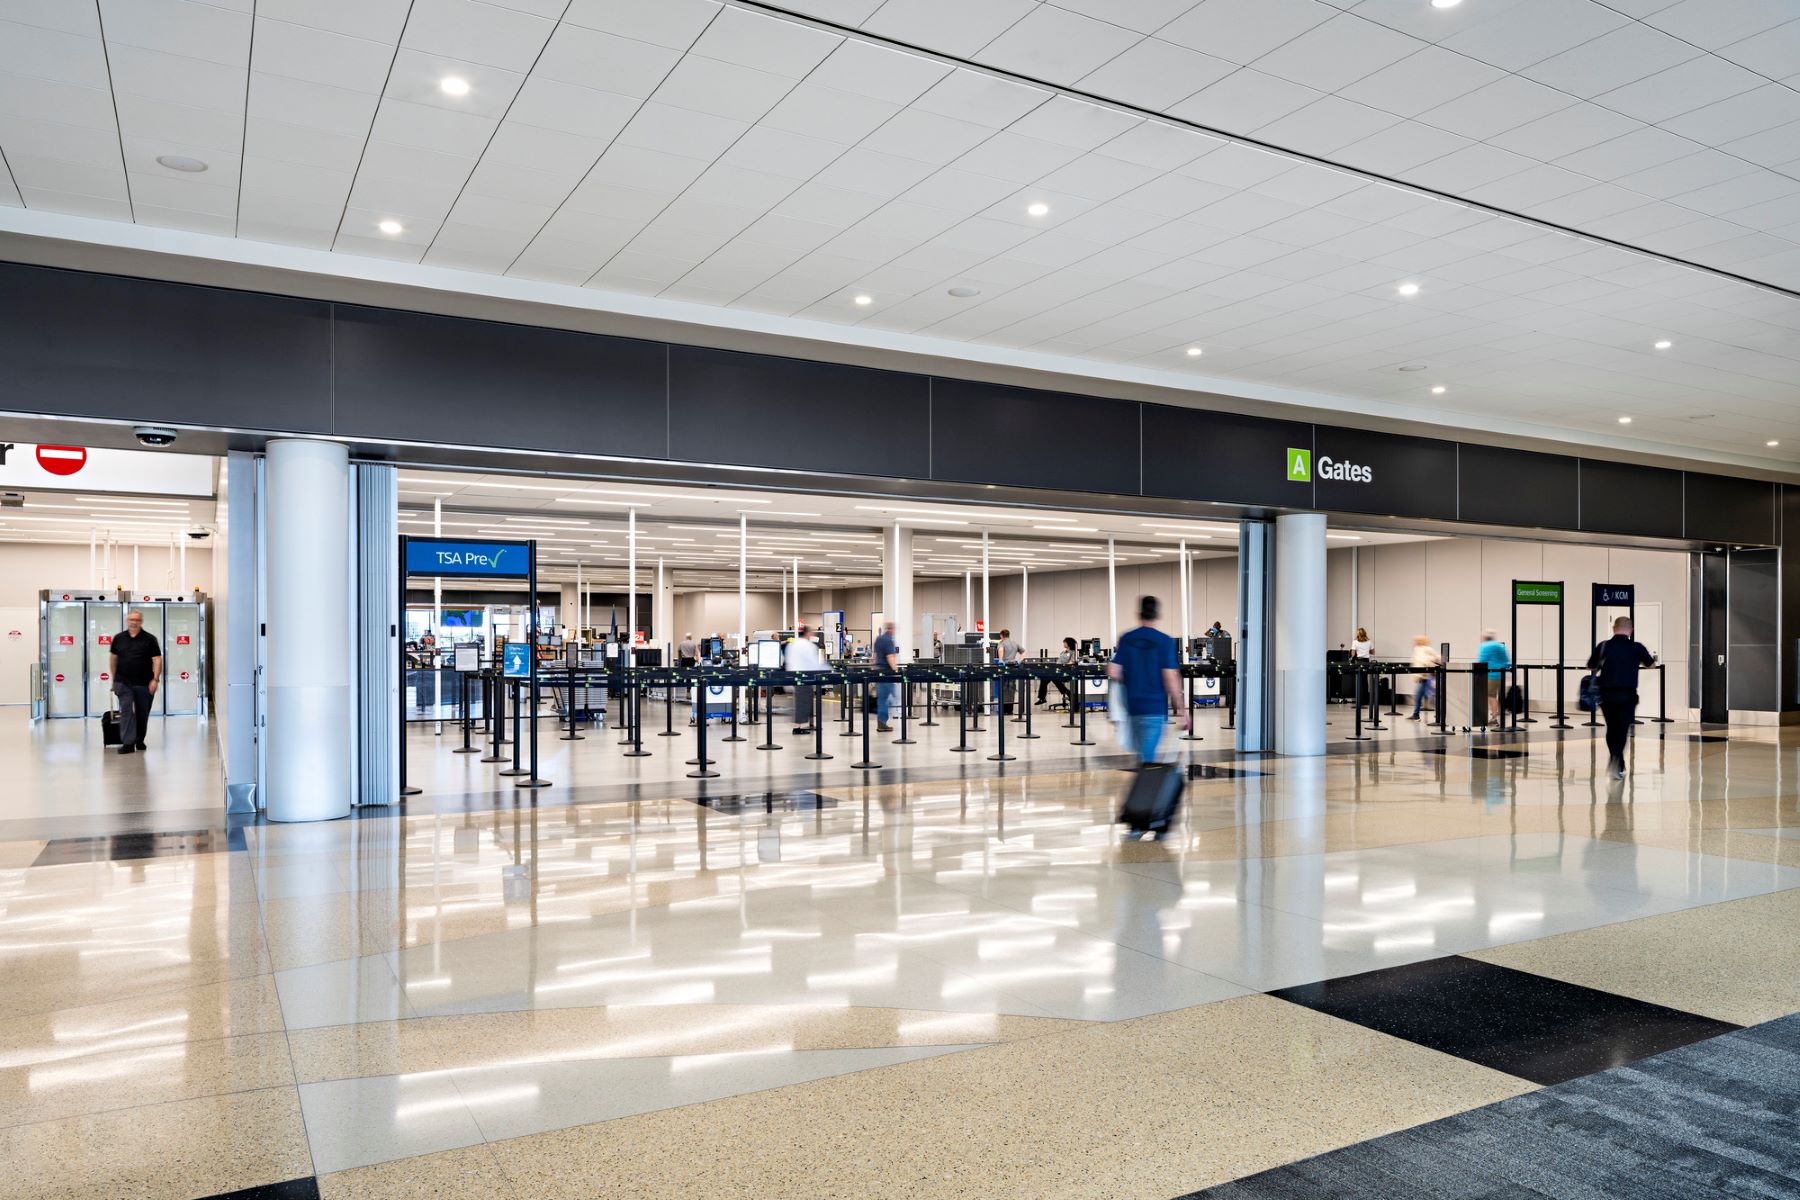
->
<box><xmin>110</xmin><ymin>610</ymin><xmax>162</xmax><ymax>755</ymax></box>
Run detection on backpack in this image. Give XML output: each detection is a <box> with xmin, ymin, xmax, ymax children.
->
<box><xmin>1578</xmin><ymin>673</ymin><xmax>1600</xmax><ymax>713</ymax></box>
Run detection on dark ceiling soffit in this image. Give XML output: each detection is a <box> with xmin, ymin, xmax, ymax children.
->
<box><xmin>2</xmin><ymin>238</ymin><xmax>1788</xmax><ymax>487</ymax></box>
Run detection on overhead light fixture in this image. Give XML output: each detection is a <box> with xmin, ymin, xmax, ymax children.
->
<box><xmin>439</xmin><ymin>75</ymin><xmax>471</xmax><ymax>97</ymax></box>
<box><xmin>948</xmin><ymin>286</ymin><xmax>980</xmax><ymax>298</ymax></box>
<box><xmin>1431</xmin><ymin>386</ymin><xmax>1446</xmax><ymax>395</ymax></box>
<box><xmin>1185</xmin><ymin>347</ymin><xmax>1203</xmax><ymax>357</ymax></box>
<box><xmin>1026</xmin><ymin>202</ymin><xmax>1050</xmax><ymax>217</ymax></box>
<box><xmin>1767</xmin><ymin>440</ymin><xmax>1780</xmax><ymax>447</ymax></box>
<box><xmin>1654</xmin><ymin>340</ymin><xmax>1672</xmax><ymax>349</ymax></box>
<box><xmin>155</xmin><ymin>154</ymin><xmax>208</xmax><ymax>173</ymax></box>
<box><xmin>1618</xmin><ymin>416</ymin><xmax>1632</xmax><ymax>424</ymax></box>
<box><xmin>853</xmin><ymin>294</ymin><xmax>872</xmax><ymax>306</ymax></box>
<box><xmin>378</xmin><ymin>219</ymin><xmax>404</xmax><ymax>235</ymax></box>
<box><xmin>1398</xmin><ymin>363</ymin><xmax>1427</xmax><ymax>372</ymax></box>
<box><xmin>1397</xmin><ymin>282</ymin><xmax>1420</xmax><ymax>296</ymax></box>
<box><xmin>1431</xmin><ymin>0</ymin><xmax>1462</xmax><ymax>8</ymax></box>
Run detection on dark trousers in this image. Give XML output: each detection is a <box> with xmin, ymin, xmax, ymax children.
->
<box><xmin>793</xmin><ymin>682</ymin><xmax>815</xmax><ymax>728</ymax></box>
<box><xmin>1036</xmin><ymin>678</ymin><xmax>1071</xmax><ymax>706</ymax></box>
<box><xmin>114</xmin><ymin>682</ymin><xmax>153</xmax><ymax>746</ymax></box>
<box><xmin>1600</xmin><ymin>692</ymin><xmax>1636</xmax><ymax>764</ymax></box>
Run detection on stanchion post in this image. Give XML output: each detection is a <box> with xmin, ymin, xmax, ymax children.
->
<box><xmin>1180</xmin><ymin>669</ymin><xmax>1199</xmax><ymax>741</ymax></box>
<box><xmin>723</xmin><ymin>683</ymin><xmax>745</xmax><ymax>742</ymax></box>
<box><xmin>1652</xmin><ymin>662</ymin><xmax>1673</xmax><ymax>723</ymax></box>
<box><xmin>853</xmin><ymin>678</ymin><xmax>880</xmax><ymax>769</ymax></box>
<box><xmin>988</xmin><ymin>669</ymin><xmax>1015</xmax><ymax>763</ymax></box>
<box><xmin>756</xmin><ymin>676</ymin><xmax>781</xmax><ymax>751</ymax></box>
<box><xmin>623</xmin><ymin>675</ymin><xmax>650</xmax><ymax>758</ymax></box>
<box><xmin>687</xmin><ymin>681</ymin><xmax>719</xmax><ymax>779</ymax></box>
<box><xmin>481</xmin><ymin>671</ymin><xmax>506</xmax><ymax>762</ymax></box>
<box><xmin>1366</xmin><ymin>663</ymin><xmax>1385</xmax><ymax>731</ymax></box>
<box><xmin>499</xmin><ymin>680</ymin><xmax>528</xmax><ymax>777</ymax></box>
<box><xmin>951</xmin><ymin>668</ymin><xmax>976</xmax><ymax>752</ymax></box>
<box><xmin>895</xmin><ymin>676</ymin><xmax>916</xmax><ymax>745</ymax></box>
<box><xmin>1346</xmin><ymin>668</ymin><xmax>1369</xmax><ymax>741</ymax></box>
<box><xmin>455</xmin><ymin>670</ymin><xmax>478</xmax><ymax>753</ymax></box>
<box><xmin>1073</xmin><ymin>670</ymin><xmax>1095</xmax><ymax>747</ymax></box>
<box><xmin>1019</xmin><ymin>672</ymin><xmax>1039</xmax><ymax>740</ymax></box>
<box><xmin>806</xmin><ymin>678</ymin><xmax>832</xmax><ymax>761</ymax></box>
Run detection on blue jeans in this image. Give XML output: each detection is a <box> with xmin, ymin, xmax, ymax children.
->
<box><xmin>1126</xmin><ymin>713</ymin><xmax>1166</xmax><ymax>765</ymax></box>
<box><xmin>875</xmin><ymin>681</ymin><xmax>899</xmax><ymax>725</ymax></box>
<box><xmin>1410</xmin><ymin>675</ymin><xmax>1434</xmax><ymax>718</ymax></box>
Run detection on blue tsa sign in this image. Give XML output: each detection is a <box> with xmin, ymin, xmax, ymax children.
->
<box><xmin>502</xmin><ymin>643</ymin><xmax>532</xmax><ymax>679</ymax></box>
<box><xmin>404</xmin><ymin>537</ymin><xmax>531</xmax><ymax>579</ymax></box>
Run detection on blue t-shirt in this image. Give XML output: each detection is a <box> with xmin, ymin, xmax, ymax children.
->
<box><xmin>1476</xmin><ymin>640</ymin><xmax>1511</xmax><ymax>679</ymax></box>
<box><xmin>872</xmin><ymin>632</ymin><xmax>898</xmax><ymax>669</ymax></box>
<box><xmin>1112</xmin><ymin>626</ymin><xmax>1179</xmax><ymax>715</ymax></box>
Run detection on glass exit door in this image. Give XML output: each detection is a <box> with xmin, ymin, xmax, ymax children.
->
<box><xmin>162</xmin><ymin>603</ymin><xmax>204</xmax><ymax>714</ymax></box>
<box><xmin>85</xmin><ymin>601</ymin><xmax>123</xmax><ymax>715</ymax></box>
<box><xmin>43</xmin><ymin>602</ymin><xmax>87</xmax><ymax>718</ymax></box>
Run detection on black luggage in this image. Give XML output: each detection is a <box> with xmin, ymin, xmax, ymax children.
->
<box><xmin>1505</xmin><ymin>684</ymin><xmax>1523</xmax><ymax>716</ymax></box>
<box><xmin>1118</xmin><ymin>762</ymin><xmax>1183</xmax><ymax>834</ymax></box>
<box><xmin>100</xmin><ymin>710</ymin><xmax>122</xmax><ymax>747</ymax></box>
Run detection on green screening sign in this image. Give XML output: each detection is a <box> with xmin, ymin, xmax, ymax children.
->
<box><xmin>1513</xmin><ymin>581</ymin><xmax>1563</xmax><ymax>605</ymax></box>
<box><xmin>1286</xmin><ymin>447</ymin><xmax>1311</xmax><ymax>482</ymax></box>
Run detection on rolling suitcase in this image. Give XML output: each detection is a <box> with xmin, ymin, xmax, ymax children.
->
<box><xmin>100</xmin><ymin>710</ymin><xmax>122</xmax><ymax>747</ymax></box>
<box><xmin>1118</xmin><ymin>761</ymin><xmax>1183</xmax><ymax>834</ymax></box>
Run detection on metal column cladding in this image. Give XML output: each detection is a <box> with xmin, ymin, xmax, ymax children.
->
<box><xmin>355</xmin><ymin>463</ymin><xmax>398</xmax><ymax>808</ymax></box>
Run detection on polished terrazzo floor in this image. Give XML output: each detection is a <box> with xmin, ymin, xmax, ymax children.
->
<box><xmin>1</xmin><ymin>711</ymin><xmax>1797</xmax><ymax>1198</ymax></box>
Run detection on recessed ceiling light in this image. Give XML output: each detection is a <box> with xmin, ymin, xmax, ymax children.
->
<box><xmin>1431</xmin><ymin>385</ymin><xmax>1446</xmax><ymax>394</ymax></box>
<box><xmin>1618</xmin><ymin>416</ymin><xmax>1632</xmax><ymax>424</ymax></box>
<box><xmin>1431</xmin><ymin>0</ymin><xmax>1462</xmax><ymax>8</ymax></box>
<box><xmin>1653</xmin><ymin>339</ymin><xmax>1672</xmax><ymax>349</ymax></box>
<box><xmin>1397</xmin><ymin>282</ymin><xmax>1420</xmax><ymax>296</ymax></box>
<box><xmin>378</xmin><ymin>219</ymin><xmax>404</xmax><ymax>235</ymax></box>
<box><xmin>155</xmin><ymin>154</ymin><xmax>208</xmax><ymax>173</ymax></box>
<box><xmin>1767</xmin><ymin>440</ymin><xmax>1780</xmax><ymax>447</ymax></box>
<box><xmin>1398</xmin><ymin>363</ymin><xmax>1427</xmax><ymax>372</ymax></box>
<box><xmin>1026</xmin><ymin>202</ymin><xmax>1050</xmax><ymax>217</ymax></box>
<box><xmin>1185</xmin><ymin>347</ymin><xmax>1202</xmax><ymax>357</ymax></box>
<box><xmin>439</xmin><ymin>75</ymin><xmax>470</xmax><ymax>96</ymax></box>
<box><xmin>947</xmin><ymin>286</ymin><xmax>980</xmax><ymax>298</ymax></box>
<box><xmin>853</xmin><ymin>294</ymin><xmax>872</xmax><ymax>306</ymax></box>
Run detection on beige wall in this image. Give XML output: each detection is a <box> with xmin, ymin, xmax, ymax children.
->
<box><xmin>1326</xmin><ymin>538</ymin><xmax>1689</xmax><ymax>712</ymax></box>
<box><xmin>672</xmin><ymin>589</ymin><xmax>783</xmax><ymax>645</ymax></box>
<box><xmin>0</xmin><ymin>541</ymin><xmax>213</xmax><ymax>608</ymax></box>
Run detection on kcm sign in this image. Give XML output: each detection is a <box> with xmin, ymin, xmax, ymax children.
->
<box><xmin>403</xmin><ymin>537</ymin><xmax>532</xmax><ymax>579</ymax></box>
<box><xmin>1287</xmin><ymin>447</ymin><xmax>1371</xmax><ymax>484</ymax></box>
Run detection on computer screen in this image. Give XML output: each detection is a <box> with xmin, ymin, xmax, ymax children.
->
<box><xmin>1082</xmin><ymin>638</ymin><xmax>1101</xmax><ymax>657</ymax></box>
<box><xmin>703</xmin><ymin>637</ymin><xmax>722</xmax><ymax>657</ymax></box>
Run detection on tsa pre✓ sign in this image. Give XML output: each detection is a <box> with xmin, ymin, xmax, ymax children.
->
<box><xmin>404</xmin><ymin>538</ymin><xmax>531</xmax><ymax>579</ymax></box>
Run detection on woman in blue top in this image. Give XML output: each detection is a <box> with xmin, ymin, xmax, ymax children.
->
<box><xmin>1476</xmin><ymin>630</ymin><xmax>1511</xmax><ymax>724</ymax></box>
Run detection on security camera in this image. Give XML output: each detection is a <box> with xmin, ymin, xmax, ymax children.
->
<box><xmin>134</xmin><ymin>426</ymin><xmax>178</xmax><ymax>447</ymax></box>
<box><xmin>186</xmin><ymin>527</ymin><xmax>213</xmax><ymax>541</ymax></box>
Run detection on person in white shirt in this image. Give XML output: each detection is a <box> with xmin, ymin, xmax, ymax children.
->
<box><xmin>1351</xmin><ymin>627</ymin><xmax>1373</xmax><ymax>659</ymax></box>
<box><xmin>784</xmin><ymin>623</ymin><xmax>827</xmax><ymax>733</ymax></box>
<box><xmin>1408</xmin><ymin>635</ymin><xmax>1440</xmax><ymax>721</ymax></box>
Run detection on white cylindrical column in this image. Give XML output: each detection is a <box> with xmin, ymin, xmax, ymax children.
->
<box><xmin>432</xmin><ymin>497</ymin><xmax>443</xmax><ymax>724</ymax></box>
<box><xmin>1021</xmin><ymin>565</ymin><xmax>1028</xmax><ymax>655</ymax></box>
<box><xmin>265</xmin><ymin>438</ymin><xmax>351</xmax><ymax>822</ymax></box>
<box><xmin>655</xmin><ymin>557</ymin><xmax>673</xmax><ymax>659</ymax></box>
<box><xmin>1108</xmin><ymin>537</ymin><xmax>1117</xmax><ymax>644</ymax></box>
<box><xmin>981</xmin><ymin>530</ymin><xmax>990</xmax><ymax>652</ymax></box>
<box><xmin>90</xmin><ymin>529</ymin><xmax>97</xmax><ymax>589</ymax></box>
<box><xmin>881</xmin><ymin>524</ymin><xmax>914</xmax><ymax>657</ymax></box>
<box><xmin>962</xmin><ymin>570</ymin><xmax>971</xmax><ymax>636</ymax></box>
<box><xmin>792</xmin><ymin>557</ymin><xmax>799</xmax><ymax>628</ymax></box>
<box><xmin>738</xmin><ymin>515</ymin><xmax>747</xmax><ymax>648</ymax></box>
<box><xmin>1273</xmin><ymin>512</ymin><xmax>1326</xmax><ymax>757</ymax></box>
<box><xmin>627</xmin><ymin>508</ymin><xmax>637</xmax><ymax>651</ymax></box>
<box><xmin>1180</xmin><ymin>539</ymin><xmax>1190</xmax><ymax>660</ymax></box>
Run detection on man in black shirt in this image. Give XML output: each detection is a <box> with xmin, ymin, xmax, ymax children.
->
<box><xmin>1586</xmin><ymin>616</ymin><xmax>1655</xmax><ymax>780</ymax></box>
<box><xmin>110</xmin><ymin>610</ymin><xmax>162</xmax><ymax>755</ymax></box>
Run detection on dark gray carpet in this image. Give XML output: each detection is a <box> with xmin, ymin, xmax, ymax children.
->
<box><xmin>1179</xmin><ymin>1013</ymin><xmax>1800</xmax><ymax>1199</ymax></box>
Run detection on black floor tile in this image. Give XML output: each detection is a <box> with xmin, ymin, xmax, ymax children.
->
<box><xmin>197</xmin><ymin>1178</ymin><xmax>320</xmax><ymax>1200</ymax></box>
<box><xmin>697</xmin><ymin>790</ymin><xmax>839</xmax><ymax>814</ymax></box>
<box><xmin>1268</xmin><ymin>955</ymin><xmax>1740</xmax><ymax>1086</ymax></box>
<box><xmin>1175</xmin><ymin>1013</ymin><xmax>1800</xmax><ymax>1200</ymax></box>
<box><xmin>31</xmin><ymin>826</ymin><xmax>242</xmax><ymax>866</ymax></box>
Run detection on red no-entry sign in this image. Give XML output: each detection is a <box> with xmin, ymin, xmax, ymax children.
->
<box><xmin>35</xmin><ymin>445</ymin><xmax>87</xmax><ymax>476</ymax></box>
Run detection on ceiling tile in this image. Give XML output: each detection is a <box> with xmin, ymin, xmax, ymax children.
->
<box><xmin>1167</xmin><ymin>68</ymin><xmax>1320</xmax><ymax>133</ymax></box>
<box><xmin>1009</xmin><ymin>96</ymin><xmax>1141</xmax><ymax>150</ymax></box>
<box><xmin>805</xmin><ymin>39</ymin><xmax>949</xmax><ymax>105</ymax></box>
<box><xmin>1416</xmin><ymin>75</ymin><xmax>1576</xmax><ymax>141</ymax></box>
<box><xmin>505</xmin><ymin>76</ymin><xmax>639</xmax><ymax>141</ymax></box>
<box><xmin>861</xmin><ymin>0</ymin><xmax>1040</xmax><ymax>59</ymax></box>
<box><xmin>535</xmin><ymin>25</ymin><xmax>680</xmax><ymax>98</ymax></box>
<box><xmin>763</xmin><ymin>81</ymin><xmax>900</xmax><ymax>144</ymax></box>
<box><xmin>561</xmin><ymin>0</ymin><xmax>721</xmax><ymax>51</ymax></box>
<box><xmin>98</xmin><ymin>0</ymin><xmax>252</xmax><ymax>69</ymax></box>
<box><xmin>1253</xmin><ymin>95</ymin><xmax>1398</xmax><ymax>155</ymax></box>
<box><xmin>1336</xmin><ymin>43</ymin><xmax>1506</xmax><ymax>119</ymax></box>
<box><xmin>1439</xmin><ymin>0</ymin><xmax>1628</xmax><ymax>71</ymax></box>
<box><xmin>0</xmin><ymin>20</ymin><xmax>110</xmax><ymax>89</ymax></box>
<box><xmin>384</xmin><ymin>50</ymin><xmax>524</xmax><ymax>117</ymax></box>
<box><xmin>402</xmin><ymin>0</ymin><xmax>555</xmax><ymax>73</ymax></box>
<box><xmin>911</xmin><ymin>68</ymin><xmax>1052</xmax><ymax>130</ymax></box>
<box><xmin>256</xmin><ymin>0</ymin><xmax>409</xmax><ymax>42</ymax></box>
<box><xmin>654</xmin><ymin>54</ymin><xmax>797</xmax><ymax>122</ymax></box>
<box><xmin>688</xmin><ymin>6</ymin><xmax>841</xmax><ymax>78</ymax></box>
<box><xmin>253</xmin><ymin>18</ymin><xmax>394</xmax><ymax>94</ymax></box>
<box><xmin>107</xmin><ymin>45</ymin><xmax>246</xmax><ymax>112</ymax></box>
<box><xmin>1158</xmin><ymin>0</ymin><xmax>1337</xmax><ymax>64</ymax></box>
<box><xmin>1076</xmin><ymin>37</ymin><xmax>1233</xmax><ymax>110</ymax></box>
<box><xmin>975</xmin><ymin>5</ymin><xmax>1143</xmax><ymax>85</ymax></box>
<box><xmin>1488</xmin><ymin>101</ymin><xmax>1641</xmax><ymax>160</ymax></box>
<box><xmin>1714</xmin><ymin>18</ymin><xmax>1800</xmax><ymax>76</ymax></box>
<box><xmin>1252</xmin><ymin>13</ymin><xmax>1424</xmax><ymax>93</ymax></box>
<box><xmin>1593</xmin><ymin>53</ymin><xmax>1768</xmax><ymax>125</ymax></box>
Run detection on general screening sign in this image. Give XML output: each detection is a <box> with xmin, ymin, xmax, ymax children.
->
<box><xmin>403</xmin><ymin>538</ymin><xmax>532</xmax><ymax>579</ymax></box>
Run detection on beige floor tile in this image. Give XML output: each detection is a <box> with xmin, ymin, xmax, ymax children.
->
<box><xmin>0</xmin><ymin>974</ymin><xmax>285</xmax><ymax>1072</ymax></box>
<box><xmin>487</xmin><ymin>995</ymin><xmax>1527</xmax><ymax>1200</ymax></box>
<box><xmin>0</xmin><ymin>1085</ymin><xmax>311</xmax><ymax>1200</ymax></box>
<box><xmin>1469</xmin><ymin>887</ymin><xmax>1800</xmax><ymax>1026</ymax></box>
<box><xmin>318</xmin><ymin>1143</ymin><xmax>516</xmax><ymax>1199</ymax></box>
<box><xmin>0</xmin><ymin>841</ymin><xmax>47</xmax><ymax>869</ymax></box>
<box><xmin>0</xmin><ymin>1030</ymin><xmax>295</xmax><ymax>1127</ymax></box>
<box><xmin>287</xmin><ymin>1004</ymin><xmax>1084</xmax><ymax>1083</ymax></box>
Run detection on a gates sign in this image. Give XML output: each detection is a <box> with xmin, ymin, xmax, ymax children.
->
<box><xmin>0</xmin><ymin>442</ymin><xmax>211</xmax><ymax>496</ymax></box>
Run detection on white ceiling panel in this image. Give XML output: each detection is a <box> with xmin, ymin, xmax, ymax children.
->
<box><xmin>0</xmin><ymin>0</ymin><xmax>1796</xmax><ymax>470</ymax></box>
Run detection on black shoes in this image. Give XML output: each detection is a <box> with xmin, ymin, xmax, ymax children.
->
<box><xmin>118</xmin><ymin>745</ymin><xmax>134</xmax><ymax>755</ymax></box>
<box><xmin>876</xmin><ymin>724</ymin><xmax>893</xmax><ymax>732</ymax></box>
<box><xmin>135</xmin><ymin>741</ymin><xmax>146</xmax><ymax>751</ymax></box>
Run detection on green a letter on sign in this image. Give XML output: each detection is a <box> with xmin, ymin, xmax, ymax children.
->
<box><xmin>1286</xmin><ymin>448</ymin><xmax>1311</xmax><ymax>482</ymax></box>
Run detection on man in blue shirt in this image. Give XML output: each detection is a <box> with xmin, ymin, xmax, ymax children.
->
<box><xmin>1476</xmin><ymin>630</ymin><xmax>1511</xmax><ymax>725</ymax></box>
<box><xmin>872</xmin><ymin>620</ymin><xmax>900</xmax><ymax>731</ymax></box>
<box><xmin>1586</xmin><ymin>616</ymin><xmax>1656</xmax><ymax>779</ymax></box>
<box><xmin>1108</xmin><ymin>596</ymin><xmax>1187</xmax><ymax>764</ymax></box>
